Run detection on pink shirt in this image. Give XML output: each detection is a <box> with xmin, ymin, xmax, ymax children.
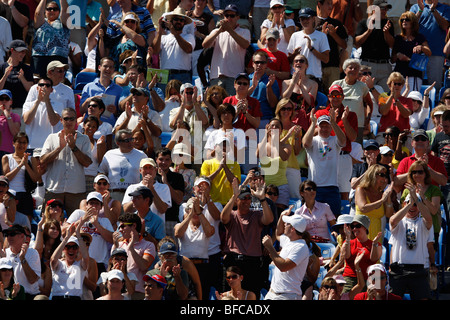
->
<box><xmin>0</xmin><ymin>113</ymin><xmax>20</xmax><ymax>152</ymax></box>
<box><xmin>294</xmin><ymin>201</ymin><xmax>335</xmax><ymax>240</ymax></box>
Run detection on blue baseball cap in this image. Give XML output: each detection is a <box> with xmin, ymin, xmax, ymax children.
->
<box><xmin>224</xmin><ymin>4</ymin><xmax>238</xmax><ymax>13</ymax></box>
<box><xmin>363</xmin><ymin>139</ymin><xmax>379</xmax><ymax>150</ymax></box>
<box><xmin>298</xmin><ymin>7</ymin><xmax>316</xmax><ymax>18</ymax></box>
<box><xmin>0</xmin><ymin>89</ymin><xmax>12</xmax><ymax>100</ymax></box>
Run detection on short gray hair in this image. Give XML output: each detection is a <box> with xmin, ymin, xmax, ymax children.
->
<box><xmin>115</xmin><ymin>129</ymin><xmax>132</xmax><ymax>143</ymax></box>
<box><xmin>343</xmin><ymin>58</ymin><xmax>361</xmax><ymax>71</ymax></box>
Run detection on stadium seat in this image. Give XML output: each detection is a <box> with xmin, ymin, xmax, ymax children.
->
<box><xmin>160</xmin><ymin>131</ymin><xmax>172</xmax><ymax>147</ymax></box>
<box><xmin>316</xmin><ymin>242</ymin><xmax>336</xmax><ymax>259</ymax></box>
<box><xmin>340</xmin><ymin>199</ymin><xmax>350</xmax><ymax>215</ymax></box>
<box><xmin>314</xmin><ymin>266</ymin><xmax>328</xmax><ymax>289</ymax></box>
<box><xmin>370</xmin><ymin>120</ymin><xmax>378</xmax><ymax>136</ymax></box>
<box><xmin>73</xmin><ymin>71</ymin><xmax>97</xmax><ymax>94</ymax></box>
<box><xmin>315</xmin><ymin>91</ymin><xmax>328</xmax><ymax>109</ymax></box>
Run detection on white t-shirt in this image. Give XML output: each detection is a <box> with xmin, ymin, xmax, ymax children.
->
<box><xmin>204</xmin><ymin>128</ymin><xmax>246</xmax><ymax>156</ymax></box>
<box><xmin>51</xmin><ymin>259</ymin><xmax>87</xmax><ymax>297</ymax></box>
<box><xmin>210</xmin><ymin>27</ymin><xmax>252</xmax><ymax>79</ymax></box>
<box><xmin>5</xmin><ymin>247</ymin><xmax>41</xmax><ymax>295</ymax></box>
<box><xmin>261</xmin><ymin>18</ymin><xmax>296</xmax><ymax>54</ymax></box>
<box><xmin>270</xmin><ymin>234</ymin><xmax>309</xmax><ymax>296</ymax></box>
<box><xmin>306</xmin><ymin>134</ymin><xmax>343</xmax><ymax>187</ymax></box>
<box><xmin>287</xmin><ymin>30</ymin><xmax>330</xmax><ymax>79</ymax></box>
<box><xmin>98</xmin><ymin>148</ymin><xmax>147</xmax><ymax>190</ymax></box>
<box><xmin>176</xmin><ymin>223</ymin><xmax>210</xmax><ymax>259</ymax></box>
<box><xmin>67</xmin><ymin>209</ymin><xmax>115</xmax><ymax>265</ymax></box>
<box><xmin>389</xmin><ymin>216</ymin><xmax>433</xmax><ymax>266</ymax></box>
<box><xmin>160</xmin><ymin>100</ymin><xmax>180</xmax><ymax>132</ymax></box>
<box><xmin>122</xmin><ymin>181</ymin><xmax>172</xmax><ymax>223</ymax></box>
<box><xmin>160</xmin><ymin>31</ymin><xmax>195</xmax><ymax>71</ymax></box>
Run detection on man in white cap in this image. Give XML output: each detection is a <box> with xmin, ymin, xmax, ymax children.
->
<box><xmin>303</xmin><ymin>108</ymin><xmax>346</xmax><ymax>217</ymax></box>
<box><xmin>46</xmin><ymin>60</ymin><xmax>76</xmax><ymax>110</ymax></box>
<box><xmin>262</xmin><ymin>212</ymin><xmax>309</xmax><ymax>300</ymax></box>
<box><xmin>65</xmin><ymin>191</ymin><xmax>115</xmax><ymax>283</ymax></box>
<box><xmin>122</xmin><ymin>157</ymin><xmax>172</xmax><ymax>223</ymax></box>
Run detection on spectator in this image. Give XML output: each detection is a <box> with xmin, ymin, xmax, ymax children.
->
<box><xmin>315</xmin><ymin>84</ymin><xmax>358</xmax><ymax>201</ymax></box>
<box><xmin>160</xmin><ymin>79</ymin><xmax>182</xmax><ymax>133</ymax></box>
<box><xmin>262</xmin><ymin>213</ymin><xmax>310</xmax><ymax>300</ymax></box>
<box><xmin>391</xmin><ymin>11</ymin><xmax>432</xmax><ymax>91</ymax></box>
<box><xmin>45</xmin><ymin>61</ymin><xmax>76</xmax><ymax>112</ymax></box>
<box><xmin>294</xmin><ymin>180</ymin><xmax>336</xmax><ymax>241</ymax></box>
<box><xmin>342</xmin><ymin>215</ymin><xmax>382</xmax><ymax>294</ymax></box>
<box><xmin>111</xmin><ymin>212</ymin><xmax>156</xmax><ymax>299</ymax></box>
<box><xmin>216</xmin><ymin>266</ymin><xmax>257</xmax><ymax>300</ymax></box>
<box><xmin>171</xmin><ymin>143</ymin><xmax>196</xmax><ymax>202</ymax></box>
<box><xmin>50</xmin><ymin>217</ymin><xmax>89</xmax><ymax>300</ymax></box>
<box><xmin>22</xmin><ymin>77</ymin><xmax>64</xmax><ymax>151</ymax></box>
<box><xmin>354</xmin><ymin>0</ymin><xmax>394</xmax><ymax>93</ymax></box>
<box><xmin>427</xmin><ymin>105</ymin><xmax>446</xmax><ymax>143</ymax></box>
<box><xmin>0</xmin><ymin>89</ymin><xmax>21</xmax><ymax>162</ymax></box>
<box><xmin>287</xmin><ymin>7</ymin><xmax>330</xmax><ymax>91</ymax></box>
<box><xmin>40</xmin><ymin>107</ymin><xmax>92</xmax><ymax>216</ymax></box>
<box><xmin>79</xmin><ymin>174</ymin><xmax>122</xmax><ymax>227</ymax></box>
<box><xmin>32</xmin><ymin>0</ymin><xmax>70</xmax><ymax>77</ymax></box>
<box><xmin>354</xmin><ymin>164</ymin><xmax>394</xmax><ymax>241</ymax></box>
<box><xmin>33</xmin><ymin>216</ymin><xmax>62</xmax><ymax>263</ymax></box>
<box><xmin>410</xmin><ymin>0</ymin><xmax>450</xmax><ymax>91</ymax></box>
<box><xmin>80</xmin><ymin>57</ymin><xmax>123</xmax><ymax>127</ymax></box>
<box><xmin>260</xmin><ymin>1</ymin><xmax>296</xmax><ymax>55</ymax></box>
<box><xmin>42</xmin><ymin>198</ymin><xmax>65</xmax><ymax>225</ymax></box>
<box><xmin>0</xmin><ymin>176</ymin><xmax>16</xmax><ymax>229</ymax></box>
<box><xmin>145</xmin><ymin>240</ymin><xmax>190</xmax><ymax>300</ymax></box>
<box><xmin>353</xmin><ymin>263</ymin><xmax>402</xmax><ymax>300</ymax></box>
<box><xmin>65</xmin><ymin>191</ymin><xmax>115</xmax><ymax>284</ymax></box>
<box><xmin>96</xmin><ymin>269</ymin><xmax>130</xmax><ymax>300</ymax></box>
<box><xmin>202</xmin><ymin>4</ymin><xmax>251</xmax><ymax>96</ymax></box>
<box><xmin>248</xmin><ymin>51</ymin><xmax>281</xmax><ymax>128</ymax></box>
<box><xmin>275</xmin><ymin>98</ymin><xmax>303</xmax><ymax>199</ymax></box>
<box><xmin>0</xmin><ymin>257</ymin><xmax>26</xmax><ymax>300</ymax></box>
<box><xmin>302</xmin><ymin>111</ymin><xmax>346</xmax><ymax>217</ymax></box>
<box><xmin>109</xmin><ymin>12</ymin><xmax>147</xmax><ymax>71</ymax></box>
<box><xmin>200</xmin><ymin>136</ymin><xmax>241</xmax><ymax>206</ymax></box>
<box><xmin>2</xmin><ymin>224</ymin><xmax>41</xmax><ymax>300</ymax></box>
<box><xmin>406</xmin><ymin>89</ymin><xmax>432</xmax><ymax>131</ymax></box>
<box><xmin>2</xmin><ymin>132</ymin><xmax>39</xmax><ymax>219</ymax></box>
<box><xmin>0</xmin><ymin>40</ymin><xmax>34</xmax><ymax>115</ymax></box>
<box><xmin>202</xmin><ymin>85</ymin><xmax>229</xmax><ymax>131</ymax></box>
<box><xmin>122</xmin><ymin>158</ymin><xmax>171</xmax><ymax>225</ymax></box>
<box><xmin>377</xmin><ymin>72</ymin><xmax>414</xmax><ymax>144</ymax></box>
<box><xmin>381</xmin><ymin>126</ymin><xmax>410</xmax><ymax>169</ymax></box>
<box><xmin>389</xmin><ymin>190</ymin><xmax>434</xmax><ymax>300</ymax></box>
<box><xmin>142</xmin><ymin>273</ymin><xmax>167</xmax><ymax>300</ymax></box>
<box><xmin>221</xmin><ymin>177</ymin><xmax>274</xmax><ymax>299</ymax></box>
<box><xmin>98</xmin><ymin>129</ymin><xmax>147</xmax><ymax>202</ymax></box>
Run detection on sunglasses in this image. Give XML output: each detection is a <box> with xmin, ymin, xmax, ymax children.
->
<box><xmin>0</xmin><ymin>96</ymin><xmax>10</xmax><ymax>101</ymax></box>
<box><xmin>294</xmin><ymin>59</ymin><xmax>306</xmax><ymax>64</ymax></box>
<box><xmin>49</xmin><ymin>203</ymin><xmax>62</xmax><ymax>208</ymax></box>
<box><xmin>329</xmin><ymin>94</ymin><xmax>343</xmax><ymax>99</ymax></box>
<box><xmin>5</xmin><ymin>232</ymin><xmax>20</xmax><ymax>237</ymax></box>
<box><xmin>303</xmin><ymin>187</ymin><xmax>316</xmax><ymax>192</ymax></box>
<box><xmin>118</xmin><ymin>138</ymin><xmax>133</xmax><ymax>143</ymax></box>
<box><xmin>226</xmin><ymin>274</ymin><xmax>239</xmax><ymax>280</ymax></box>
<box><xmin>184</xmin><ymin>90</ymin><xmax>194</xmax><ymax>95</ymax></box>
<box><xmin>96</xmin><ymin>181</ymin><xmax>108</xmax><ymax>186</ymax></box>
<box><xmin>444</xmin><ymin>96</ymin><xmax>450</xmax><ymax>100</ymax></box>
<box><xmin>400</xmin><ymin>18</ymin><xmax>411</xmax><ymax>22</ymax></box>
<box><xmin>383</xmin><ymin>132</ymin><xmax>395</xmax><ymax>137</ymax></box>
<box><xmin>382</xmin><ymin>153</ymin><xmax>393</xmax><ymax>157</ymax></box>
<box><xmin>253</xmin><ymin>61</ymin><xmax>267</xmax><ymax>65</ymax></box>
<box><xmin>88</xmin><ymin>104</ymin><xmax>99</xmax><ymax>108</ymax></box>
<box><xmin>236</xmin><ymin>81</ymin><xmax>249</xmax><ymax>86</ymax></box>
<box><xmin>132</xmin><ymin>92</ymin><xmax>143</xmax><ymax>96</ymax></box>
<box><xmin>323</xmin><ymin>285</ymin><xmax>337</xmax><ymax>290</ymax></box>
<box><xmin>266</xmin><ymin>191</ymin><xmax>279</xmax><ymax>196</ymax></box>
<box><xmin>361</xmin><ymin>71</ymin><xmax>372</xmax><ymax>76</ymax></box>
<box><xmin>393</xmin><ymin>82</ymin><xmax>403</xmax><ymax>86</ymax></box>
<box><xmin>124</xmin><ymin>19</ymin><xmax>136</xmax><ymax>24</ymax></box>
<box><xmin>413</xmin><ymin>136</ymin><xmax>428</xmax><ymax>142</ymax></box>
<box><xmin>65</xmin><ymin>244</ymin><xmax>79</xmax><ymax>250</ymax></box>
<box><xmin>172</xmin><ymin>17</ymin><xmax>185</xmax><ymax>22</ymax></box>
<box><xmin>376</xmin><ymin>172</ymin><xmax>388</xmax><ymax>178</ymax></box>
<box><xmin>280</xmin><ymin>107</ymin><xmax>293</xmax><ymax>111</ymax></box>
<box><xmin>350</xmin><ymin>223</ymin><xmax>362</xmax><ymax>229</ymax></box>
<box><xmin>63</xmin><ymin>116</ymin><xmax>76</xmax><ymax>122</ymax></box>
<box><xmin>38</xmin><ymin>83</ymin><xmax>51</xmax><ymax>87</ymax></box>
<box><xmin>119</xmin><ymin>222</ymin><xmax>133</xmax><ymax>229</ymax></box>
<box><xmin>46</xmin><ymin>7</ymin><xmax>59</xmax><ymax>11</ymax></box>
<box><xmin>224</xmin><ymin>14</ymin><xmax>236</xmax><ymax>18</ymax></box>
<box><xmin>411</xmin><ymin>170</ymin><xmax>425</xmax><ymax>175</ymax></box>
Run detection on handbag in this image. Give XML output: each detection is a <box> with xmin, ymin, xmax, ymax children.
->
<box><xmin>24</xmin><ymin>160</ymin><xmax>37</xmax><ymax>193</ymax></box>
<box><xmin>409</xmin><ymin>53</ymin><xmax>429</xmax><ymax>72</ymax></box>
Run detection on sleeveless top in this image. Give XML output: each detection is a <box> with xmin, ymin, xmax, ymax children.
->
<box><xmin>355</xmin><ymin>195</ymin><xmax>385</xmax><ymax>242</ymax></box>
<box><xmin>32</xmin><ymin>18</ymin><xmax>70</xmax><ymax>57</ymax></box>
<box><xmin>260</xmin><ymin>155</ymin><xmax>288</xmax><ymax>186</ymax></box>
<box><xmin>6</xmin><ymin>153</ymin><xmax>27</xmax><ymax>192</ymax></box>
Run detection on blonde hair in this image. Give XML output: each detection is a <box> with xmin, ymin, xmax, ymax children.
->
<box><xmin>387</xmin><ymin>72</ymin><xmax>405</xmax><ymax>86</ymax></box>
<box><xmin>399</xmin><ymin>11</ymin><xmax>419</xmax><ymax>37</ymax></box>
<box><xmin>359</xmin><ymin>164</ymin><xmax>387</xmax><ymax>190</ymax></box>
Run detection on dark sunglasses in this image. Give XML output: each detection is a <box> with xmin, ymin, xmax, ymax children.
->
<box><xmin>376</xmin><ymin>172</ymin><xmax>388</xmax><ymax>178</ymax></box>
<box><xmin>350</xmin><ymin>223</ymin><xmax>362</xmax><ymax>229</ymax></box>
<box><xmin>280</xmin><ymin>107</ymin><xmax>293</xmax><ymax>112</ymax></box>
<box><xmin>46</xmin><ymin>7</ymin><xmax>59</xmax><ymax>11</ymax></box>
<box><xmin>400</xmin><ymin>18</ymin><xmax>411</xmax><ymax>22</ymax></box>
<box><xmin>38</xmin><ymin>83</ymin><xmax>52</xmax><ymax>87</ymax></box>
<box><xmin>132</xmin><ymin>92</ymin><xmax>143</xmax><ymax>96</ymax></box>
<box><xmin>413</xmin><ymin>136</ymin><xmax>428</xmax><ymax>142</ymax></box>
<box><xmin>224</xmin><ymin>14</ymin><xmax>236</xmax><ymax>18</ymax></box>
<box><xmin>5</xmin><ymin>232</ymin><xmax>20</xmax><ymax>237</ymax></box>
<box><xmin>49</xmin><ymin>203</ymin><xmax>63</xmax><ymax>208</ymax></box>
<box><xmin>65</xmin><ymin>244</ymin><xmax>79</xmax><ymax>250</ymax></box>
<box><xmin>329</xmin><ymin>94</ymin><xmax>343</xmax><ymax>99</ymax></box>
<box><xmin>294</xmin><ymin>59</ymin><xmax>306</xmax><ymax>63</ymax></box>
<box><xmin>382</xmin><ymin>153</ymin><xmax>393</xmax><ymax>157</ymax></box>
<box><xmin>118</xmin><ymin>138</ymin><xmax>133</xmax><ymax>143</ymax></box>
<box><xmin>184</xmin><ymin>90</ymin><xmax>194</xmax><ymax>95</ymax></box>
<box><xmin>253</xmin><ymin>61</ymin><xmax>267</xmax><ymax>65</ymax></box>
<box><xmin>63</xmin><ymin>116</ymin><xmax>76</xmax><ymax>122</ymax></box>
<box><xmin>266</xmin><ymin>191</ymin><xmax>279</xmax><ymax>196</ymax></box>
<box><xmin>0</xmin><ymin>96</ymin><xmax>10</xmax><ymax>101</ymax></box>
<box><xmin>444</xmin><ymin>96</ymin><xmax>450</xmax><ymax>100</ymax></box>
<box><xmin>124</xmin><ymin>19</ymin><xmax>136</xmax><ymax>24</ymax></box>
<box><xmin>323</xmin><ymin>285</ymin><xmax>337</xmax><ymax>290</ymax></box>
<box><xmin>303</xmin><ymin>187</ymin><xmax>316</xmax><ymax>192</ymax></box>
<box><xmin>88</xmin><ymin>104</ymin><xmax>99</xmax><ymax>108</ymax></box>
<box><xmin>172</xmin><ymin>17</ymin><xmax>185</xmax><ymax>22</ymax></box>
<box><xmin>393</xmin><ymin>82</ymin><xmax>403</xmax><ymax>86</ymax></box>
<box><xmin>226</xmin><ymin>274</ymin><xmax>239</xmax><ymax>280</ymax></box>
<box><xmin>411</xmin><ymin>170</ymin><xmax>425</xmax><ymax>175</ymax></box>
<box><xmin>361</xmin><ymin>71</ymin><xmax>372</xmax><ymax>76</ymax></box>
<box><xmin>236</xmin><ymin>81</ymin><xmax>249</xmax><ymax>86</ymax></box>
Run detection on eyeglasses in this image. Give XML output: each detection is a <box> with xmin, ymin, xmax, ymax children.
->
<box><xmin>0</xmin><ymin>183</ymin><xmax>8</xmax><ymax>187</ymax></box>
<box><xmin>382</xmin><ymin>153</ymin><xmax>393</xmax><ymax>157</ymax></box>
<box><xmin>383</xmin><ymin>132</ymin><xmax>395</xmax><ymax>137</ymax></box>
<box><xmin>113</xmin><ymin>256</ymin><xmax>127</xmax><ymax>261</ymax></box>
<box><xmin>124</xmin><ymin>19</ymin><xmax>136</xmax><ymax>24</ymax></box>
<box><xmin>63</xmin><ymin>116</ymin><xmax>76</xmax><ymax>122</ymax></box>
<box><xmin>118</xmin><ymin>137</ymin><xmax>133</xmax><ymax>143</ymax></box>
<box><xmin>411</xmin><ymin>170</ymin><xmax>425</xmax><ymax>175</ymax></box>
<box><xmin>280</xmin><ymin>107</ymin><xmax>293</xmax><ymax>112</ymax></box>
<box><xmin>184</xmin><ymin>90</ymin><xmax>194</xmax><ymax>95</ymax></box>
<box><xmin>413</xmin><ymin>136</ymin><xmax>428</xmax><ymax>142</ymax></box>
<box><xmin>361</xmin><ymin>71</ymin><xmax>372</xmax><ymax>76</ymax></box>
<box><xmin>224</xmin><ymin>14</ymin><xmax>236</xmax><ymax>18</ymax></box>
<box><xmin>253</xmin><ymin>61</ymin><xmax>267</xmax><ymax>65</ymax></box>
<box><xmin>49</xmin><ymin>203</ymin><xmax>62</xmax><ymax>208</ymax></box>
<box><xmin>119</xmin><ymin>222</ymin><xmax>133</xmax><ymax>229</ymax></box>
<box><xmin>65</xmin><ymin>244</ymin><xmax>79</xmax><ymax>250</ymax></box>
<box><xmin>266</xmin><ymin>191</ymin><xmax>279</xmax><ymax>196</ymax></box>
<box><xmin>132</xmin><ymin>92</ymin><xmax>143</xmax><ymax>96</ymax></box>
<box><xmin>38</xmin><ymin>83</ymin><xmax>51</xmax><ymax>87</ymax></box>
<box><xmin>303</xmin><ymin>187</ymin><xmax>316</xmax><ymax>192</ymax></box>
<box><xmin>88</xmin><ymin>104</ymin><xmax>99</xmax><ymax>108</ymax></box>
<box><xmin>5</xmin><ymin>232</ymin><xmax>19</xmax><ymax>237</ymax></box>
<box><xmin>172</xmin><ymin>17</ymin><xmax>185</xmax><ymax>22</ymax></box>
<box><xmin>0</xmin><ymin>96</ymin><xmax>10</xmax><ymax>101</ymax></box>
<box><xmin>46</xmin><ymin>7</ymin><xmax>59</xmax><ymax>11</ymax></box>
<box><xmin>294</xmin><ymin>59</ymin><xmax>306</xmax><ymax>64</ymax></box>
<box><xmin>236</xmin><ymin>81</ymin><xmax>249</xmax><ymax>86</ymax></box>
<box><xmin>444</xmin><ymin>96</ymin><xmax>450</xmax><ymax>100</ymax></box>
<box><xmin>272</xmin><ymin>5</ymin><xmax>283</xmax><ymax>9</ymax></box>
<box><xmin>400</xmin><ymin>18</ymin><xmax>411</xmax><ymax>22</ymax></box>
<box><xmin>376</xmin><ymin>172</ymin><xmax>388</xmax><ymax>178</ymax></box>
<box><xmin>226</xmin><ymin>274</ymin><xmax>239</xmax><ymax>280</ymax></box>
<box><xmin>350</xmin><ymin>223</ymin><xmax>362</xmax><ymax>229</ymax></box>
<box><xmin>393</xmin><ymin>82</ymin><xmax>403</xmax><ymax>86</ymax></box>
<box><xmin>323</xmin><ymin>285</ymin><xmax>337</xmax><ymax>290</ymax></box>
<box><xmin>52</xmin><ymin>69</ymin><xmax>66</xmax><ymax>73</ymax></box>
<box><xmin>329</xmin><ymin>94</ymin><xmax>343</xmax><ymax>99</ymax></box>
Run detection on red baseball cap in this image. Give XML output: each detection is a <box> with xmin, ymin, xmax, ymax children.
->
<box><xmin>328</xmin><ymin>84</ymin><xmax>343</xmax><ymax>95</ymax></box>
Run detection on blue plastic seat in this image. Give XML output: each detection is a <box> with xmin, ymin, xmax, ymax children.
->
<box><xmin>370</xmin><ymin>120</ymin><xmax>378</xmax><ymax>136</ymax></box>
<box><xmin>160</xmin><ymin>131</ymin><xmax>172</xmax><ymax>147</ymax></box>
<box><xmin>316</xmin><ymin>242</ymin><xmax>336</xmax><ymax>259</ymax></box>
<box><xmin>340</xmin><ymin>199</ymin><xmax>350</xmax><ymax>215</ymax></box>
<box><xmin>315</xmin><ymin>91</ymin><xmax>328</xmax><ymax>109</ymax></box>
<box><xmin>73</xmin><ymin>71</ymin><xmax>97</xmax><ymax>94</ymax></box>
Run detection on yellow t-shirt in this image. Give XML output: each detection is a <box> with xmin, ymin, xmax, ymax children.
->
<box><xmin>281</xmin><ymin>129</ymin><xmax>300</xmax><ymax>170</ymax></box>
<box><xmin>200</xmin><ymin>158</ymin><xmax>241</xmax><ymax>205</ymax></box>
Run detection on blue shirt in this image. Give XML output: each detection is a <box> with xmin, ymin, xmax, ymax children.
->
<box><xmin>249</xmin><ymin>73</ymin><xmax>280</xmax><ymax>120</ymax></box>
<box><xmin>106</xmin><ymin>4</ymin><xmax>156</xmax><ymax>41</ymax></box>
<box><xmin>119</xmin><ymin>82</ymin><xmax>165</xmax><ymax>111</ymax></box>
<box><xmin>80</xmin><ymin>78</ymin><xmax>123</xmax><ymax>126</ymax></box>
<box><xmin>144</xmin><ymin>210</ymin><xmax>166</xmax><ymax>241</ymax></box>
<box><xmin>410</xmin><ymin>3</ymin><xmax>450</xmax><ymax>56</ymax></box>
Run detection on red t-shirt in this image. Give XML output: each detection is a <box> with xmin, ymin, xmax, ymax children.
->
<box><xmin>315</xmin><ymin>106</ymin><xmax>358</xmax><ymax>153</ymax></box>
<box><xmin>343</xmin><ymin>238</ymin><xmax>374</xmax><ymax>280</ymax></box>
<box><xmin>379</xmin><ymin>96</ymin><xmax>414</xmax><ymax>133</ymax></box>
<box><xmin>396</xmin><ymin>153</ymin><xmax>448</xmax><ymax>186</ymax></box>
<box><xmin>353</xmin><ymin>292</ymin><xmax>403</xmax><ymax>300</ymax></box>
<box><xmin>223</xmin><ymin>95</ymin><xmax>262</xmax><ymax>132</ymax></box>
<box><xmin>249</xmin><ymin>48</ymin><xmax>290</xmax><ymax>89</ymax></box>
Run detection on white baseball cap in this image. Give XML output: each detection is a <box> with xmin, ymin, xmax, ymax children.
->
<box><xmin>282</xmin><ymin>214</ymin><xmax>307</xmax><ymax>233</ymax></box>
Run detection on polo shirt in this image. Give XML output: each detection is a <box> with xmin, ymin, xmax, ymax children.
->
<box><xmin>222</xmin><ymin>95</ymin><xmax>262</xmax><ymax>132</ymax></box>
<box><xmin>396</xmin><ymin>153</ymin><xmax>448</xmax><ymax>185</ymax></box>
<box><xmin>249</xmin><ymin>72</ymin><xmax>280</xmax><ymax>120</ymax></box>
